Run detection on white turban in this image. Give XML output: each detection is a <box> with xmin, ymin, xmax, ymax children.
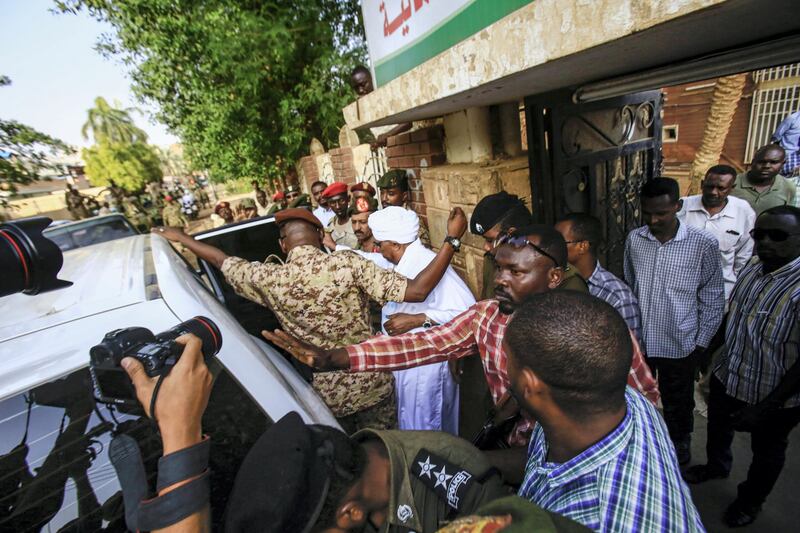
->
<box><xmin>368</xmin><ymin>206</ymin><xmax>419</xmax><ymax>244</ymax></box>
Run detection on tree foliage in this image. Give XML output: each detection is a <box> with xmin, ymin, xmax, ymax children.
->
<box><xmin>82</xmin><ymin>140</ymin><xmax>163</xmax><ymax>191</ymax></box>
<box><xmin>56</xmin><ymin>0</ymin><xmax>367</xmax><ymax>185</ymax></box>
<box><xmin>0</xmin><ymin>76</ymin><xmax>73</xmax><ymax>200</ymax></box>
<box><xmin>81</xmin><ymin>95</ymin><xmax>162</xmax><ymax>191</ymax></box>
<box><xmin>82</xmin><ymin>96</ymin><xmax>148</xmax><ymax>144</ymax></box>
<box><xmin>157</xmin><ymin>145</ymin><xmax>191</xmax><ymax>179</ymax></box>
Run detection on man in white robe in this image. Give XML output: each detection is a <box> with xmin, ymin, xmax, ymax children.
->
<box><xmin>367</xmin><ymin>207</ymin><xmax>476</xmax><ymax>434</ymax></box>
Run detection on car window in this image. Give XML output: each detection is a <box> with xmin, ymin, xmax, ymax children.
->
<box><xmin>45</xmin><ymin>218</ymin><xmax>138</xmax><ymax>252</ymax></box>
<box><xmin>196</xmin><ymin>219</ymin><xmax>284</xmax><ymax>262</ymax></box>
<box><xmin>194</xmin><ymin>221</ymin><xmax>286</xmax><ymax>338</ymax></box>
<box><xmin>0</xmin><ymin>366</ymin><xmax>271</xmax><ymax>532</ymax></box>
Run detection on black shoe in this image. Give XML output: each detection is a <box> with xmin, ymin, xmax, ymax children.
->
<box><xmin>683</xmin><ymin>464</ymin><xmax>728</xmax><ymax>484</ymax></box>
<box><xmin>675</xmin><ymin>440</ymin><xmax>691</xmax><ymax>466</ymax></box>
<box><xmin>723</xmin><ymin>500</ymin><xmax>761</xmax><ymax>528</ymax></box>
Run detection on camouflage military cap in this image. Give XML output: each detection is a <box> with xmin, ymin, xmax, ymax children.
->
<box><xmin>284</xmin><ymin>184</ymin><xmax>300</xmax><ymax>194</ymax></box>
<box><xmin>377</xmin><ymin>169</ymin><xmax>409</xmax><ymax>190</ymax></box>
<box><xmin>240</xmin><ymin>198</ymin><xmax>256</xmax><ymax>208</ymax></box>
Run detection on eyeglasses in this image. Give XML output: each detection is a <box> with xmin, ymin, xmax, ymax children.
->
<box><xmin>750</xmin><ymin>228</ymin><xmax>800</xmax><ymax>242</ymax></box>
<box><xmin>494</xmin><ymin>233</ymin><xmax>560</xmax><ymax>267</ymax></box>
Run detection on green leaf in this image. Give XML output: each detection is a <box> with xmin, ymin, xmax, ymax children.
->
<box><xmin>56</xmin><ymin>0</ymin><xmax>367</xmax><ymax>185</ymax></box>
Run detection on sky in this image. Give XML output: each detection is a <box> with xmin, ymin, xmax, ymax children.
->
<box><xmin>0</xmin><ymin>0</ymin><xmax>178</xmax><ymax>150</ymax></box>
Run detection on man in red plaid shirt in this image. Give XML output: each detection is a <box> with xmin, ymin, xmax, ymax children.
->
<box><xmin>266</xmin><ymin>225</ymin><xmax>659</xmax><ymax>460</ymax></box>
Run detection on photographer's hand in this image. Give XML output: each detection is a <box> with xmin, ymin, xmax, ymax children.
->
<box><xmin>122</xmin><ymin>334</ymin><xmax>213</xmax><ymax>454</ymax></box>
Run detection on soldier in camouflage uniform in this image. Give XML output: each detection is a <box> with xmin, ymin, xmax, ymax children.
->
<box><xmin>152</xmin><ymin>206</ymin><xmax>467</xmax><ymax>433</ymax></box>
<box><xmin>105</xmin><ymin>180</ymin><xmax>126</xmax><ymax>211</ymax></box>
<box><xmin>123</xmin><ymin>195</ymin><xmax>150</xmax><ymax>231</ymax></box>
<box><xmin>64</xmin><ymin>185</ymin><xmax>90</xmax><ymax>220</ymax></box>
<box><xmin>378</xmin><ymin>169</ymin><xmax>431</xmax><ymax>247</ymax></box>
<box><xmin>161</xmin><ymin>195</ymin><xmax>188</xmax><ymax>228</ymax></box>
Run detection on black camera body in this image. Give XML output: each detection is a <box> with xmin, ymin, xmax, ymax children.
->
<box><xmin>89</xmin><ymin>316</ymin><xmax>222</xmax><ymax>406</ymax></box>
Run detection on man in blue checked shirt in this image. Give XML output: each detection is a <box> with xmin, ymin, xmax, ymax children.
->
<box><xmin>555</xmin><ymin>212</ymin><xmax>643</xmax><ymax>346</ymax></box>
<box><xmin>624</xmin><ymin>177</ymin><xmax>725</xmax><ymax>465</ymax></box>
<box><xmin>685</xmin><ymin>206</ymin><xmax>800</xmax><ymax>527</ymax></box>
<box><xmin>509</xmin><ymin>291</ymin><xmax>704</xmax><ymax>533</ymax></box>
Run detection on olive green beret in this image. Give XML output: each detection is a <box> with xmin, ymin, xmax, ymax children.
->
<box><xmin>376</xmin><ymin>169</ymin><xmax>409</xmax><ymax>190</ymax></box>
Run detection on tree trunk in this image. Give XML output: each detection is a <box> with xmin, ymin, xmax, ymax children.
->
<box><xmin>686</xmin><ymin>73</ymin><xmax>748</xmax><ymax>195</ymax></box>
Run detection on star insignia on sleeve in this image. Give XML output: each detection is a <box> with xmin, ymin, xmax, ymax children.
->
<box><xmin>417</xmin><ymin>456</ymin><xmax>437</xmax><ymax>479</ymax></box>
<box><xmin>434</xmin><ymin>467</ymin><xmax>453</xmax><ymax>489</ymax></box>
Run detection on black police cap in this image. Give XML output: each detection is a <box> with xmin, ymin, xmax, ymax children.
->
<box><xmin>470</xmin><ymin>191</ymin><xmax>529</xmax><ymax>236</ymax></box>
<box><xmin>224</xmin><ymin>412</ymin><xmax>354</xmax><ymax>533</ymax></box>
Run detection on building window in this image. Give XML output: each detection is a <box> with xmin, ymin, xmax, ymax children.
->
<box><xmin>745</xmin><ymin>63</ymin><xmax>800</xmax><ymax>161</ymax></box>
<box><xmin>663</xmin><ymin>125</ymin><xmax>679</xmax><ymax>143</ymax></box>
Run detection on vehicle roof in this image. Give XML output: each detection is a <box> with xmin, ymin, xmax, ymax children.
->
<box><xmin>0</xmin><ymin>234</ymin><xmax>150</xmax><ymax>343</ymax></box>
<box><xmin>192</xmin><ymin>214</ymin><xmax>276</xmax><ymax>240</ymax></box>
<box><xmin>43</xmin><ymin>213</ymin><xmax>136</xmax><ymax>233</ymax></box>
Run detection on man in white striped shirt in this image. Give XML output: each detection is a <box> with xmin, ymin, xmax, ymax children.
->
<box><xmin>678</xmin><ymin>165</ymin><xmax>756</xmax><ymax>300</ymax></box>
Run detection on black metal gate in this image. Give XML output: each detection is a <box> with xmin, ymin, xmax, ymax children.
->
<box><xmin>524</xmin><ymin>90</ymin><xmax>663</xmax><ymax>276</ymax></box>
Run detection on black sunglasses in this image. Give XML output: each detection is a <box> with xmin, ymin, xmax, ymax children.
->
<box><xmin>494</xmin><ymin>233</ymin><xmax>560</xmax><ymax>267</ymax></box>
<box><xmin>750</xmin><ymin>228</ymin><xmax>800</xmax><ymax>242</ymax></box>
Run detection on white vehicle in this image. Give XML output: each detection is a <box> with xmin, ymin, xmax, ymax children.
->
<box><xmin>0</xmin><ymin>231</ymin><xmax>336</xmax><ymax>531</ymax></box>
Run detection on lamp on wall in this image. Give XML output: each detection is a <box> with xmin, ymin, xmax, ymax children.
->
<box><xmin>573</xmin><ymin>35</ymin><xmax>800</xmax><ymax>103</ymax></box>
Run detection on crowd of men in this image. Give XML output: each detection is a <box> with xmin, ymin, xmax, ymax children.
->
<box><xmin>124</xmin><ymin>140</ymin><xmax>799</xmax><ymax>533</ymax></box>
<box><xmin>64</xmin><ymin>178</ymin><xmax>212</xmax><ymax>232</ymax></box>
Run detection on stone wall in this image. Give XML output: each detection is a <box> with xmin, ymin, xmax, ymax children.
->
<box><xmin>385</xmin><ymin>125</ymin><xmax>446</xmax><ymax>234</ymax></box>
<box><xmin>330</xmin><ymin>147</ymin><xmax>356</xmax><ymax>185</ymax></box>
<box><xmin>298</xmin><ymin>145</ymin><xmax>375</xmax><ymax>191</ymax></box>
<box><xmin>298</xmin><ymin>155</ymin><xmax>320</xmax><ymax>190</ymax></box>
<box><xmin>421</xmin><ymin>157</ymin><xmax>530</xmax><ymax>296</ymax></box>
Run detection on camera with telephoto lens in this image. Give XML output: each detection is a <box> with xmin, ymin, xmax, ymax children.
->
<box><xmin>89</xmin><ymin>316</ymin><xmax>222</xmax><ymax>406</ymax></box>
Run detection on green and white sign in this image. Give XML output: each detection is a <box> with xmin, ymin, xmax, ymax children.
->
<box><xmin>362</xmin><ymin>0</ymin><xmax>534</xmax><ymax>87</ymax></box>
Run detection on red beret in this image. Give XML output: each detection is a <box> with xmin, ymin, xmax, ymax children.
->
<box><xmin>272</xmin><ymin>191</ymin><xmax>285</xmax><ymax>201</ymax></box>
<box><xmin>350</xmin><ymin>182</ymin><xmax>376</xmax><ymax>196</ymax></box>
<box><xmin>274</xmin><ymin>208</ymin><xmax>323</xmax><ymax>230</ymax></box>
<box><xmin>321</xmin><ymin>182</ymin><xmax>348</xmax><ymax>199</ymax></box>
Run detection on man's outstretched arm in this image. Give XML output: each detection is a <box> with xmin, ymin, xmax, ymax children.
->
<box><xmin>153</xmin><ymin>227</ymin><xmax>228</xmax><ymax>269</ymax></box>
<box><xmin>263</xmin><ymin>303</ymin><xmax>481</xmax><ymax>372</ymax></box>
<box><xmin>402</xmin><ymin>207</ymin><xmax>467</xmax><ymax>302</ymax></box>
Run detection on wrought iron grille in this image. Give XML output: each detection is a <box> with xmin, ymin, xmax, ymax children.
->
<box><xmin>526</xmin><ymin>90</ymin><xmax>663</xmax><ymax>277</ymax></box>
<box><xmin>745</xmin><ymin>63</ymin><xmax>800</xmax><ymax>161</ymax></box>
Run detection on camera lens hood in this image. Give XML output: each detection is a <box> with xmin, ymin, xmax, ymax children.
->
<box><xmin>0</xmin><ymin>216</ymin><xmax>72</xmax><ymax>297</ymax></box>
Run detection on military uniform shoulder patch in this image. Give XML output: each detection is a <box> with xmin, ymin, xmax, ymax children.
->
<box><xmin>411</xmin><ymin>449</ymin><xmax>477</xmax><ymax>511</ymax></box>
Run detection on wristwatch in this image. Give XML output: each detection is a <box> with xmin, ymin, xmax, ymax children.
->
<box><xmin>422</xmin><ymin>316</ymin><xmax>433</xmax><ymax>329</ymax></box>
<box><xmin>444</xmin><ymin>235</ymin><xmax>462</xmax><ymax>252</ymax></box>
